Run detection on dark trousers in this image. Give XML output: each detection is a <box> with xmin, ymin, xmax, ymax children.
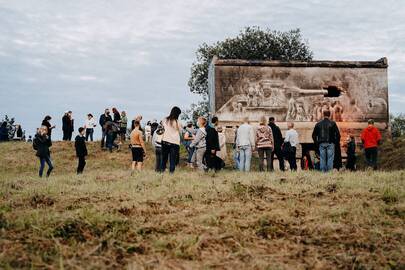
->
<box><xmin>365</xmin><ymin>147</ymin><xmax>378</xmax><ymax>170</ymax></box>
<box><xmin>161</xmin><ymin>142</ymin><xmax>180</xmax><ymax>173</ymax></box>
<box><xmin>346</xmin><ymin>154</ymin><xmax>356</xmax><ymax>171</ymax></box>
<box><xmin>258</xmin><ymin>147</ymin><xmax>272</xmax><ymax>172</ymax></box>
<box><xmin>101</xmin><ymin>129</ymin><xmax>106</xmax><ymax>148</ymax></box>
<box><xmin>270</xmin><ymin>147</ymin><xmax>285</xmax><ymax>171</ymax></box>
<box><xmin>77</xmin><ymin>156</ymin><xmax>86</xmax><ymax>174</ymax></box>
<box><xmin>155</xmin><ymin>147</ymin><xmax>163</xmax><ymax>172</ymax></box>
<box><xmin>39</xmin><ymin>156</ymin><xmax>53</xmax><ymax>177</ymax></box>
<box><xmin>204</xmin><ymin>151</ymin><xmax>222</xmax><ymax>171</ymax></box>
<box><xmin>62</xmin><ymin>130</ymin><xmax>69</xmax><ymax>141</ymax></box>
<box><xmin>85</xmin><ymin>128</ymin><xmax>94</xmax><ymax>141</ymax></box>
<box><xmin>286</xmin><ymin>147</ymin><xmax>297</xmax><ymax>171</ymax></box>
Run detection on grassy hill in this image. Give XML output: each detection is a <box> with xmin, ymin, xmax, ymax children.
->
<box><xmin>0</xmin><ymin>141</ymin><xmax>404</xmax><ymax>269</ymax></box>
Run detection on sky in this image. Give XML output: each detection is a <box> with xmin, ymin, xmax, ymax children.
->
<box><xmin>0</xmin><ymin>0</ymin><xmax>404</xmax><ymax>139</ymax></box>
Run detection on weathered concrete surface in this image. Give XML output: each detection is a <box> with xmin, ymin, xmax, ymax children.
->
<box><xmin>208</xmin><ymin>57</ymin><xmax>389</xmax><ymax>145</ymax></box>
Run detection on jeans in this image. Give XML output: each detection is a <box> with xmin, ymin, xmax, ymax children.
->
<box><xmin>106</xmin><ymin>132</ymin><xmax>118</xmax><ymax>152</ymax></box>
<box><xmin>161</xmin><ymin>141</ymin><xmax>180</xmax><ymax>173</ymax></box>
<box><xmin>319</xmin><ymin>143</ymin><xmax>335</xmax><ymax>172</ymax></box>
<box><xmin>365</xmin><ymin>147</ymin><xmax>378</xmax><ymax>170</ymax></box>
<box><xmin>86</xmin><ymin>128</ymin><xmax>94</xmax><ymax>141</ymax></box>
<box><xmin>101</xmin><ymin>129</ymin><xmax>107</xmax><ymax>148</ymax></box>
<box><xmin>155</xmin><ymin>147</ymin><xmax>163</xmax><ymax>172</ymax></box>
<box><xmin>186</xmin><ymin>145</ymin><xmax>195</xmax><ymax>164</ymax></box>
<box><xmin>258</xmin><ymin>147</ymin><xmax>272</xmax><ymax>172</ymax></box>
<box><xmin>270</xmin><ymin>147</ymin><xmax>285</xmax><ymax>171</ymax></box>
<box><xmin>77</xmin><ymin>156</ymin><xmax>86</xmax><ymax>174</ymax></box>
<box><xmin>239</xmin><ymin>145</ymin><xmax>252</xmax><ymax>172</ymax></box>
<box><xmin>39</xmin><ymin>156</ymin><xmax>53</xmax><ymax>177</ymax></box>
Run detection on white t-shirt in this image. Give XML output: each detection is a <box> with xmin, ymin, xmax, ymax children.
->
<box><xmin>284</xmin><ymin>129</ymin><xmax>299</xmax><ymax>147</ymax></box>
<box><xmin>85</xmin><ymin>117</ymin><xmax>96</xmax><ymax>129</ymax></box>
<box><xmin>162</xmin><ymin>119</ymin><xmax>181</xmax><ymax>145</ymax></box>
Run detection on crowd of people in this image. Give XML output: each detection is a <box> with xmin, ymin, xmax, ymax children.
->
<box><xmin>30</xmin><ymin>106</ymin><xmax>383</xmax><ymax>177</ymax></box>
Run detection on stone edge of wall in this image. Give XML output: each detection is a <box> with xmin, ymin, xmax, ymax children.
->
<box><xmin>213</xmin><ymin>57</ymin><xmax>388</xmax><ymax>68</ymax></box>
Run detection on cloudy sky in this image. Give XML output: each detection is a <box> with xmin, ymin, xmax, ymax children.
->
<box><xmin>0</xmin><ymin>0</ymin><xmax>404</xmax><ymax>139</ymax></box>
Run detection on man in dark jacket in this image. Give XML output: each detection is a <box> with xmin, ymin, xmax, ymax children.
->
<box><xmin>312</xmin><ymin>110</ymin><xmax>340</xmax><ymax>172</ymax></box>
<box><xmin>205</xmin><ymin>117</ymin><xmax>221</xmax><ymax>171</ymax></box>
<box><xmin>75</xmin><ymin>127</ymin><xmax>88</xmax><ymax>174</ymax></box>
<box><xmin>99</xmin><ymin>108</ymin><xmax>112</xmax><ymax>148</ymax></box>
<box><xmin>268</xmin><ymin>117</ymin><xmax>285</xmax><ymax>171</ymax></box>
<box><xmin>62</xmin><ymin>111</ymin><xmax>74</xmax><ymax>141</ymax></box>
<box><xmin>33</xmin><ymin>126</ymin><xmax>53</xmax><ymax>177</ymax></box>
<box><xmin>0</xmin><ymin>122</ymin><xmax>9</xmax><ymax>142</ymax></box>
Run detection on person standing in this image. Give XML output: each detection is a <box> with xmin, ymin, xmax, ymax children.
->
<box><xmin>62</xmin><ymin>111</ymin><xmax>70</xmax><ymax>141</ymax></box>
<box><xmin>236</xmin><ymin>117</ymin><xmax>255</xmax><ymax>172</ymax></box>
<box><xmin>256</xmin><ymin>116</ymin><xmax>274</xmax><ymax>172</ymax></box>
<box><xmin>33</xmin><ymin>126</ymin><xmax>53</xmax><ymax>178</ymax></box>
<box><xmin>150</xmin><ymin>119</ymin><xmax>159</xmax><ymax>136</ymax></box>
<box><xmin>130</xmin><ymin>120</ymin><xmax>146</xmax><ymax>173</ymax></box>
<box><xmin>99</xmin><ymin>109</ymin><xmax>112</xmax><ymax>148</ymax></box>
<box><xmin>205</xmin><ymin>117</ymin><xmax>221</xmax><ymax>171</ymax></box>
<box><xmin>68</xmin><ymin>111</ymin><xmax>74</xmax><ymax>141</ymax></box>
<box><xmin>183</xmin><ymin>122</ymin><xmax>195</xmax><ymax>168</ymax></box>
<box><xmin>41</xmin><ymin>115</ymin><xmax>55</xmax><ymax>140</ymax></box>
<box><xmin>161</xmin><ymin>106</ymin><xmax>182</xmax><ymax>173</ymax></box>
<box><xmin>216</xmin><ymin>126</ymin><xmax>227</xmax><ymax>169</ymax></box>
<box><xmin>120</xmin><ymin>111</ymin><xmax>128</xmax><ymax>142</ymax></box>
<box><xmin>360</xmin><ymin>119</ymin><xmax>382</xmax><ymax>170</ymax></box>
<box><xmin>283</xmin><ymin>122</ymin><xmax>299</xmax><ymax>171</ymax></box>
<box><xmin>312</xmin><ymin>110</ymin><xmax>340</xmax><ymax>172</ymax></box>
<box><xmin>190</xmin><ymin>117</ymin><xmax>207</xmax><ymax>171</ymax></box>
<box><xmin>152</xmin><ymin>124</ymin><xmax>164</xmax><ymax>172</ymax></box>
<box><xmin>75</xmin><ymin>127</ymin><xmax>88</xmax><ymax>174</ymax></box>
<box><xmin>345</xmin><ymin>135</ymin><xmax>356</xmax><ymax>171</ymax></box>
<box><xmin>145</xmin><ymin>121</ymin><xmax>152</xmax><ymax>143</ymax></box>
<box><xmin>84</xmin><ymin>114</ymin><xmax>96</xmax><ymax>141</ymax></box>
<box><xmin>268</xmin><ymin>117</ymin><xmax>285</xmax><ymax>171</ymax></box>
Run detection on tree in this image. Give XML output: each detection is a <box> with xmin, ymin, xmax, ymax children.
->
<box><xmin>390</xmin><ymin>113</ymin><xmax>405</xmax><ymax>138</ymax></box>
<box><xmin>0</xmin><ymin>115</ymin><xmax>15</xmax><ymax>141</ymax></box>
<box><xmin>184</xmin><ymin>26</ymin><xmax>313</xmax><ymax>121</ymax></box>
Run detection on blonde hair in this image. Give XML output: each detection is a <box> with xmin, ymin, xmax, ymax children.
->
<box><xmin>259</xmin><ymin>116</ymin><xmax>267</xmax><ymax>125</ymax></box>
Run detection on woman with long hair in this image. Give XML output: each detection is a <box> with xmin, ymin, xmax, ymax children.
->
<box><xmin>161</xmin><ymin>106</ymin><xmax>181</xmax><ymax>173</ymax></box>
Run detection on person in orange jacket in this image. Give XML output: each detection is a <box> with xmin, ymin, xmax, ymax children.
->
<box><xmin>360</xmin><ymin>119</ymin><xmax>382</xmax><ymax>170</ymax></box>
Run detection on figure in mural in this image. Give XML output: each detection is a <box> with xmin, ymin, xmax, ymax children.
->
<box><xmin>332</xmin><ymin>100</ymin><xmax>343</xmax><ymax>122</ymax></box>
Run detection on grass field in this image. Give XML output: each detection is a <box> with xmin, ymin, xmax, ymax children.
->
<box><xmin>0</xmin><ymin>141</ymin><xmax>404</xmax><ymax>269</ymax></box>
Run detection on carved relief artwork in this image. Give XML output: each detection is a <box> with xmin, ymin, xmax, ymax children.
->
<box><xmin>208</xmin><ymin>58</ymin><xmax>389</xmax><ymax>143</ymax></box>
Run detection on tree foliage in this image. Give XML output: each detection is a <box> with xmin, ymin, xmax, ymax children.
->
<box><xmin>390</xmin><ymin>114</ymin><xmax>405</xmax><ymax>138</ymax></box>
<box><xmin>185</xmin><ymin>26</ymin><xmax>313</xmax><ymax>121</ymax></box>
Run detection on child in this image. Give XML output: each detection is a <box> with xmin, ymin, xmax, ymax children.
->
<box><xmin>190</xmin><ymin>117</ymin><xmax>207</xmax><ymax>171</ymax></box>
<box><xmin>130</xmin><ymin>120</ymin><xmax>146</xmax><ymax>174</ymax></box>
<box><xmin>346</xmin><ymin>135</ymin><xmax>356</xmax><ymax>171</ymax></box>
<box><xmin>75</xmin><ymin>127</ymin><xmax>88</xmax><ymax>174</ymax></box>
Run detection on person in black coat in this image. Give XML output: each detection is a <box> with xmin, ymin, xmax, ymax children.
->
<box><xmin>33</xmin><ymin>126</ymin><xmax>53</xmax><ymax>177</ymax></box>
<box><xmin>99</xmin><ymin>109</ymin><xmax>112</xmax><ymax>148</ymax></box>
<box><xmin>42</xmin><ymin>115</ymin><xmax>55</xmax><ymax>140</ymax></box>
<box><xmin>345</xmin><ymin>135</ymin><xmax>356</xmax><ymax>171</ymax></box>
<box><xmin>268</xmin><ymin>117</ymin><xmax>285</xmax><ymax>171</ymax></box>
<box><xmin>205</xmin><ymin>117</ymin><xmax>221</xmax><ymax>171</ymax></box>
<box><xmin>75</xmin><ymin>127</ymin><xmax>88</xmax><ymax>174</ymax></box>
<box><xmin>62</xmin><ymin>111</ymin><xmax>74</xmax><ymax>141</ymax></box>
<box><xmin>0</xmin><ymin>122</ymin><xmax>9</xmax><ymax>142</ymax></box>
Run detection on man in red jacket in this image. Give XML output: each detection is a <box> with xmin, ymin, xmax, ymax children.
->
<box><xmin>360</xmin><ymin>119</ymin><xmax>382</xmax><ymax>170</ymax></box>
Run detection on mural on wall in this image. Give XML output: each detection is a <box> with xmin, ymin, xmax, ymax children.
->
<box><xmin>214</xmin><ymin>66</ymin><xmax>388</xmax><ymax>123</ymax></box>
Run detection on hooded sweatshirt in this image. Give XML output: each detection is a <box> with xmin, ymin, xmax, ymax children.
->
<box><xmin>361</xmin><ymin>125</ymin><xmax>382</xmax><ymax>149</ymax></box>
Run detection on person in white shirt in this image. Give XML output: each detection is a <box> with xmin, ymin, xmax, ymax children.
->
<box><xmin>161</xmin><ymin>106</ymin><xmax>182</xmax><ymax>173</ymax></box>
<box><xmin>216</xmin><ymin>126</ymin><xmax>227</xmax><ymax>168</ymax></box>
<box><xmin>145</xmin><ymin>121</ymin><xmax>152</xmax><ymax>143</ymax></box>
<box><xmin>84</xmin><ymin>114</ymin><xmax>96</xmax><ymax>141</ymax></box>
<box><xmin>283</xmin><ymin>122</ymin><xmax>299</xmax><ymax>171</ymax></box>
<box><xmin>236</xmin><ymin>117</ymin><xmax>255</xmax><ymax>172</ymax></box>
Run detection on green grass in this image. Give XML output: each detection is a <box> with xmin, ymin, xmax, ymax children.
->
<box><xmin>0</xmin><ymin>141</ymin><xmax>404</xmax><ymax>269</ymax></box>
